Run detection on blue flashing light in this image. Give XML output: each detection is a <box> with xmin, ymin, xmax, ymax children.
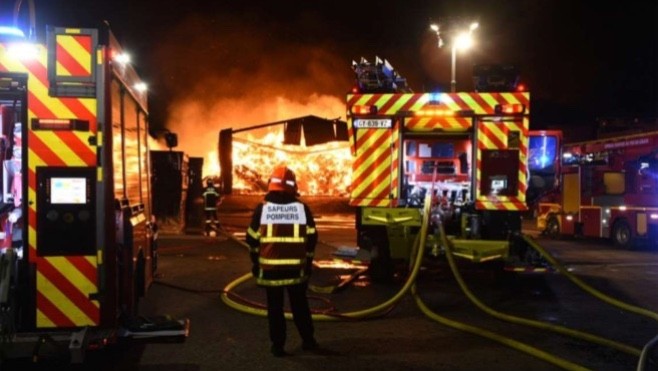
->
<box><xmin>529</xmin><ymin>135</ymin><xmax>557</xmax><ymax>172</ymax></box>
<box><xmin>0</xmin><ymin>26</ymin><xmax>25</xmax><ymax>38</ymax></box>
<box><xmin>429</xmin><ymin>92</ymin><xmax>447</xmax><ymax>104</ymax></box>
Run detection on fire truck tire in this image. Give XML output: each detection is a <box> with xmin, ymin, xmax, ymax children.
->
<box><xmin>611</xmin><ymin>220</ymin><xmax>633</xmax><ymax>249</ymax></box>
<box><xmin>545</xmin><ymin>216</ymin><xmax>560</xmax><ymax>239</ymax></box>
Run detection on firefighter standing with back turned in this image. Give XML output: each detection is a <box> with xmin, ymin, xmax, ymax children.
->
<box><xmin>202</xmin><ymin>178</ymin><xmax>221</xmax><ymax>236</ymax></box>
<box><xmin>246</xmin><ymin>165</ymin><xmax>319</xmax><ymax>357</ymax></box>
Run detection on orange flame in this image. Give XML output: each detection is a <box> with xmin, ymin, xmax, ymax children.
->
<box><xmin>230</xmin><ymin>128</ymin><xmax>352</xmax><ymax>196</ymax></box>
<box><xmin>165</xmin><ymin>93</ymin><xmax>350</xmax><ymax>196</ymax></box>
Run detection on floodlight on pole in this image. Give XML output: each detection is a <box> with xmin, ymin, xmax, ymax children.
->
<box><xmin>430</xmin><ymin>21</ymin><xmax>479</xmax><ymax>92</ymax></box>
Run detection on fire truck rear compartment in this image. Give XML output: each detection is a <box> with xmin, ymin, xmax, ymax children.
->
<box><xmin>401</xmin><ymin>133</ymin><xmax>521</xmax><ymax>241</ymax></box>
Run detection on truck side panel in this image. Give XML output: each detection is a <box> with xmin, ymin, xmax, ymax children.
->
<box><xmin>0</xmin><ymin>30</ymin><xmax>101</xmax><ymax>329</ymax></box>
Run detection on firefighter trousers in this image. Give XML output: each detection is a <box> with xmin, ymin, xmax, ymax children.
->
<box><xmin>204</xmin><ymin>209</ymin><xmax>219</xmax><ymax>235</ymax></box>
<box><xmin>265</xmin><ymin>282</ymin><xmax>314</xmax><ymax>348</ymax></box>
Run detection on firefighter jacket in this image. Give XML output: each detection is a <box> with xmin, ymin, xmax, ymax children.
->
<box><xmin>203</xmin><ymin>185</ymin><xmax>221</xmax><ymax>211</ymax></box>
<box><xmin>246</xmin><ymin>191</ymin><xmax>317</xmax><ymax>287</ymax></box>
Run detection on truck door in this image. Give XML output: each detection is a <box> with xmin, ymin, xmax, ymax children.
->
<box><xmin>475</xmin><ymin>116</ymin><xmax>529</xmax><ymax>212</ymax></box>
<box><xmin>349</xmin><ymin>117</ymin><xmax>400</xmax><ymax>207</ymax></box>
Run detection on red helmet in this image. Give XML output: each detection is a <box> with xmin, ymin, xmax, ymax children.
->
<box><xmin>268</xmin><ymin>166</ymin><xmax>297</xmax><ymax>193</ymax></box>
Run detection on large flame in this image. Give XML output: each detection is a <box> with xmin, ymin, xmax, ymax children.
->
<box><xmin>230</xmin><ymin>129</ymin><xmax>352</xmax><ymax>196</ymax></box>
<box><xmin>201</xmin><ymin>130</ymin><xmax>352</xmax><ymax>196</ymax></box>
<box><xmin>163</xmin><ymin>92</ymin><xmax>352</xmax><ymax>196</ymax></box>
<box><xmin>154</xmin><ymin>14</ymin><xmax>354</xmax><ymax>196</ymax></box>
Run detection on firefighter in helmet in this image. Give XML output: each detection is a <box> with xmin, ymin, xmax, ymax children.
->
<box><xmin>202</xmin><ymin>178</ymin><xmax>222</xmax><ymax>236</ymax></box>
<box><xmin>246</xmin><ymin>165</ymin><xmax>319</xmax><ymax>357</ymax></box>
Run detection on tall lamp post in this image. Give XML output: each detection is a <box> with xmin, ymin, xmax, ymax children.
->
<box><xmin>430</xmin><ymin>21</ymin><xmax>479</xmax><ymax>92</ymax></box>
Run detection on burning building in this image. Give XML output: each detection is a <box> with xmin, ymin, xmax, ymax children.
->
<box><xmin>218</xmin><ymin>115</ymin><xmax>352</xmax><ymax>196</ymax></box>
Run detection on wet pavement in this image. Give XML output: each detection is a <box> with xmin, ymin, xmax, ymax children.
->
<box><xmin>3</xmin><ymin>197</ymin><xmax>658</xmax><ymax>370</ymax></box>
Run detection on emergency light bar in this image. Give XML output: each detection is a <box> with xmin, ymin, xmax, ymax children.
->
<box><xmin>415</xmin><ymin>109</ymin><xmax>474</xmax><ymax>117</ymax></box>
<box><xmin>351</xmin><ymin>105</ymin><xmax>378</xmax><ymax>115</ymax></box>
<box><xmin>495</xmin><ymin>103</ymin><xmax>525</xmax><ymax>114</ymax></box>
<box><xmin>415</xmin><ymin>109</ymin><xmax>455</xmax><ymax>116</ymax></box>
<box><xmin>32</xmin><ymin>118</ymin><xmax>90</xmax><ymax>131</ymax></box>
<box><xmin>0</xmin><ymin>26</ymin><xmax>25</xmax><ymax>38</ymax></box>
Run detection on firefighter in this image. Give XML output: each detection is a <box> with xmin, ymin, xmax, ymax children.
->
<box><xmin>202</xmin><ymin>178</ymin><xmax>222</xmax><ymax>236</ymax></box>
<box><xmin>246</xmin><ymin>166</ymin><xmax>319</xmax><ymax>357</ymax></box>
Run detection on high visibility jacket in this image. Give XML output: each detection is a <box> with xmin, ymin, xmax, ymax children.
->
<box><xmin>246</xmin><ymin>193</ymin><xmax>317</xmax><ymax>287</ymax></box>
<box><xmin>203</xmin><ymin>185</ymin><xmax>220</xmax><ymax>210</ymax></box>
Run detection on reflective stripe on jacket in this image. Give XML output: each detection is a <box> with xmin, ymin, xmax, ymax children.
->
<box><xmin>203</xmin><ymin>186</ymin><xmax>221</xmax><ymax>210</ymax></box>
<box><xmin>247</xmin><ymin>199</ymin><xmax>317</xmax><ymax>286</ymax></box>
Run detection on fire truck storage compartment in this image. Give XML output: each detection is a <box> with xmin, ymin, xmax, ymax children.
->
<box><xmin>402</xmin><ymin>134</ymin><xmax>471</xmax><ymax>203</ymax></box>
<box><xmin>36</xmin><ymin>166</ymin><xmax>96</xmax><ymax>256</ymax></box>
<box><xmin>480</xmin><ymin>149</ymin><xmax>519</xmax><ymax>196</ymax></box>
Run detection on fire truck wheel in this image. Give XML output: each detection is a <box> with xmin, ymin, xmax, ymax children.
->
<box><xmin>611</xmin><ymin>220</ymin><xmax>633</xmax><ymax>249</ymax></box>
<box><xmin>545</xmin><ymin>216</ymin><xmax>560</xmax><ymax>239</ymax></box>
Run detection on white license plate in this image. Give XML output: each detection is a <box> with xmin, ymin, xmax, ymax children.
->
<box><xmin>354</xmin><ymin>119</ymin><xmax>392</xmax><ymax>129</ymax></box>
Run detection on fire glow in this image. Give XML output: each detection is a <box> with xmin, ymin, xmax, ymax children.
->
<box><xmin>209</xmin><ymin>128</ymin><xmax>352</xmax><ymax>196</ymax></box>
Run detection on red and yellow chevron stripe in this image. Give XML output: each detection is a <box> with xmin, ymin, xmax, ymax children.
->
<box><xmin>349</xmin><ymin>120</ymin><xmax>399</xmax><ymax>207</ymax></box>
<box><xmin>347</xmin><ymin>92</ymin><xmax>529</xmax><ymax>116</ymax></box>
<box><xmin>55</xmin><ymin>33</ymin><xmax>93</xmax><ymax>78</ymax></box>
<box><xmin>0</xmin><ymin>35</ymin><xmax>100</xmax><ymax>328</ymax></box>
<box><xmin>347</xmin><ymin>92</ymin><xmax>530</xmax><ymax>211</ymax></box>
<box><xmin>475</xmin><ymin>118</ymin><xmax>529</xmax><ymax>211</ymax></box>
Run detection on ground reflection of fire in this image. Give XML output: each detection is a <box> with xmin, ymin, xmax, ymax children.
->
<box><xmin>207</xmin><ymin>129</ymin><xmax>352</xmax><ymax>196</ymax></box>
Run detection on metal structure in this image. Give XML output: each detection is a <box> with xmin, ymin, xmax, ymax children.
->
<box><xmin>538</xmin><ymin>131</ymin><xmax>658</xmax><ymax>248</ymax></box>
<box><xmin>0</xmin><ymin>17</ymin><xmax>187</xmax><ymax>363</ymax></box>
<box><xmin>351</xmin><ymin>57</ymin><xmax>412</xmax><ymax>94</ymax></box>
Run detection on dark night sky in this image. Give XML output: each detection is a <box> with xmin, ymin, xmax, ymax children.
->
<box><xmin>3</xmin><ymin>1</ymin><xmax>657</xmax><ymax>137</ymax></box>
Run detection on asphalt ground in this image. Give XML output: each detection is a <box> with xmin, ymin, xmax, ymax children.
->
<box><xmin>3</xmin><ymin>196</ymin><xmax>658</xmax><ymax>370</ymax></box>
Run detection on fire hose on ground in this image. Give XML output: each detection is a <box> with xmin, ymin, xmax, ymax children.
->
<box><xmin>220</xmin><ymin>199</ymin><xmax>591</xmax><ymax>370</ymax></box>
<box><xmin>219</xmin><ymin>197</ymin><xmax>657</xmax><ymax>370</ymax></box>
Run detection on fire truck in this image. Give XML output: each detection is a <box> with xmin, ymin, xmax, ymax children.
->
<box><xmin>537</xmin><ymin>131</ymin><xmax>658</xmax><ymax>249</ymax></box>
<box><xmin>347</xmin><ymin>57</ymin><xmax>552</xmax><ymax>280</ymax></box>
<box><xmin>0</xmin><ymin>12</ymin><xmax>187</xmax><ymax>363</ymax></box>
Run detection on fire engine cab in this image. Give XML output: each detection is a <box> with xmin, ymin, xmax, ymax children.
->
<box><xmin>538</xmin><ymin>131</ymin><xmax>658</xmax><ymax>249</ymax></box>
<box><xmin>0</xmin><ymin>5</ymin><xmax>187</xmax><ymax>364</ymax></box>
<box><xmin>347</xmin><ymin>57</ymin><xmax>552</xmax><ymax>280</ymax></box>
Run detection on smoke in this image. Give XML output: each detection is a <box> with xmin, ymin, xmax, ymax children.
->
<box><xmin>150</xmin><ymin>11</ymin><xmax>351</xmax><ymax>160</ymax></box>
<box><xmin>168</xmin><ymin>94</ymin><xmax>344</xmax><ymax>158</ymax></box>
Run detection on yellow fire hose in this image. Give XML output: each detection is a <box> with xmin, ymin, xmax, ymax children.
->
<box><xmin>220</xmin><ymin>201</ymin><xmax>429</xmax><ymax>320</ymax></box>
<box><xmin>435</xmin><ymin>224</ymin><xmax>641</xmax><ymax>356</ymax></box>
<box><xmin>522</xmin><ymin>235</ymin><xmax>658</xmax><ymax>370</ymax></box>
<box><xmin>411</xmin><ymin>286</ymin><xmax>589</xmax><ymax>371</ymax></box>
<box><xmin>220</xmin><ymin>198</ymin><xmax>592</xmax><ymax>370</ymax></box>
<box><xmin>522</xmin><ymin>235</ymin><xmax>658</xmax><ymax>323</ymax></box>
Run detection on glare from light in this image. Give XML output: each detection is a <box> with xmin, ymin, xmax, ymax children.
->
<box><xmin>470</xmin><ymin>22</ymin><xmax>479</xmax><ymax>31</ymax></box>
<box><xmin>430</xmin><ymin>24</ymin><xmax>439</xmax><ymax>32</ymax></box>
<box><xmin>650</xmin><ymin>213</ymin><xmax>658</xmax><ymax>220</ymax></box>
<box><xmin>0</xmin><ymin>26</ymin><xmax>25</xmax><ymax>38</ymax></box>
<box><xmin>7</xmin><ymin>42</ymin><xmax>38</xmax><ymax>60</ymax></box>
<box><xmin>454</xmin><ymin>32</ymin><xmax>474</xmax><ymax>51</ymax></box>
<box><xmin>619</xmin><ymin>206</ymin><xmax>627</xmax><ymax>211</ymax></box>
<box><xmin>134</xmin><ymin>82</ymin><xmax>147</xmax><ymax>92</ymax></box>
<box><xmin>566</xmin><ymin>215</ymin><xmax>573</xmax><ymax>221</ymax></box>
<box><xmin>114</xmin><ymin>52</ymin><xmax>131</xmax><ymax>65</ymax></box>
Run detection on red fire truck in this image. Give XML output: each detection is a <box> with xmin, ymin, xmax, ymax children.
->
<box><xmin>537</xmin><ymin>131</ymin><xmax>658</xmax><ymax>248</ymax></box>
<box><xmin>0</xmin><ymin>8</ymin><xmax>187</xmax><ymax>363</ymax></box>
<box><xmin>347</xmin><ymin>58</ymin><xmax>553</xmax><ymax>280</ymax></box>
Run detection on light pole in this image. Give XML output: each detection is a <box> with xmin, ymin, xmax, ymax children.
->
<box><xmin>430</xmin><ymin>21</ymin><xmax>479</xmax><ymax>92</ymax></box>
